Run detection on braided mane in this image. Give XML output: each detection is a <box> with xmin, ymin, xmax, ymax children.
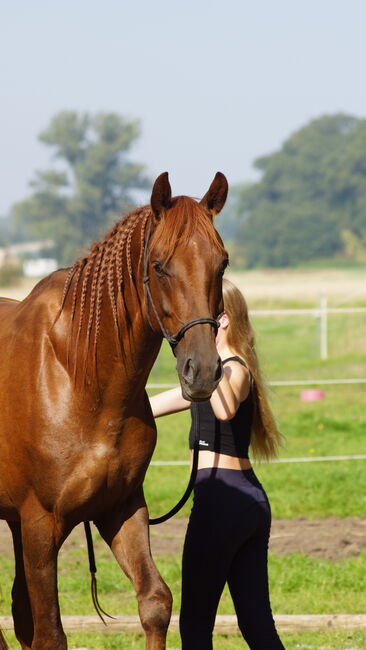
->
<box><xmin>60</xmin><ymin>196</ymin><xmax>225</xmax><ymax>372</ymax></box>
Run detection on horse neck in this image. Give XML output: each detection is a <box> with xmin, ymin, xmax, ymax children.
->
<box><xmin>94</xmin><ymin>279</ymin><xmax>163</xmax><ymax>394</ymax></box>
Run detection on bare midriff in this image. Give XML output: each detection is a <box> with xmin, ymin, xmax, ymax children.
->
<box><xmin>192</xmin><ymin>449</ymin><xmax>252</xmax><ymax>471</ymax></box>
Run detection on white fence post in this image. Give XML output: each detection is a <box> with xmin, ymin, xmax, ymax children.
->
<box><xmin>319</xmin><ymin>295</ymin><xmax>328</xmax><ymax>360</ymax></box>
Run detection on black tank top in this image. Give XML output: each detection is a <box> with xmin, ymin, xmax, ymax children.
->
<box><xmin>189</xmin><ymin>356</ymin><xmax>253</xmax><ymax>459</ymax></box>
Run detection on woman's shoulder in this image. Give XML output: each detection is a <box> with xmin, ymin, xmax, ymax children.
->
<box><xmin>222</xmin><ymin>355</ymin><xmax>252</xmax><ymax>402</ymax></box>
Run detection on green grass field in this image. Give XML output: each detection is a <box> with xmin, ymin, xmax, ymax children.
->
<box><xmin>1</xmin><ymin>270</ymin><xmax>365</xmax><ymax>648</ymax></box>
<box><xmin>2</xmin><ymin>629</ymin><xmax>366</xmax><ymax>650</ymax></box>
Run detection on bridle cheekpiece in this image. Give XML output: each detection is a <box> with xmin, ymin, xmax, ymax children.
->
<box><xmin>143</xmin><ymin>218</ymin><xmax>219</xmax><ymax>349</ymax></box>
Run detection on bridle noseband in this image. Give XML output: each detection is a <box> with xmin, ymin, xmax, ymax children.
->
<box><xmin>143</xmin><ymin>219</ymin><xmax>219</xmax><ymax>349</ymax></box>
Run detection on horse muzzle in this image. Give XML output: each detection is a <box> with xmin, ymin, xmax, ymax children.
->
<box><xmin>178</xmin><ymin>354</ymin><xmax>223</xmax><ymax>402</ymax></box>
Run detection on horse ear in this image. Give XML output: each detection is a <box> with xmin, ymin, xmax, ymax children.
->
<box><xmin>200</xmin><ymin>172</ymin><xmax>228</xmax><ymax>219</ymax></box>
<box><xmin>150</xmin><ymin>172</ymin><xmax>172</xmax><ymax>219</ymax></box>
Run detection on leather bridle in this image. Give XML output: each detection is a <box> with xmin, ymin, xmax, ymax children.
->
<box><xmin>142</xmin><ymin>218</ymin><xmax>219</xmax><ymax>348</ymax></box>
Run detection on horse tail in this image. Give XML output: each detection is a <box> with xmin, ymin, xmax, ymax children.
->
<box><xmin>0</xmin><ymin>627</ymin><xmax>9</xmax><ymax>650</ymax></box>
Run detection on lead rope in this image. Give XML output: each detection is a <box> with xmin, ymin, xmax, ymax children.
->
<box><xmin>84</xmin><ymin>521</ymin><xmax>115</xmax><ymax>624</ymax></box>
<box><xmin>83</xmin><ymin>432</ymin><xmax>199</xmax><ymax>623</ymax></box>
<box><xmin>148</xmin><ymin>444</ymin><xmax>199</xmax><ymax>525</ymax></box>
<box><xmin>83</xmin><ymin>410</ymin><xmax>199</xmax><ymax>622</ymax></box>
<box><xmin>83</xmin><ymin>214</ymin><xmax>210</xmax><ymax>616</ymax></box>
<box><xmin>149</xmin><ymin>405</ymin><xmax>199</xmax><ymax>525</ymax></box>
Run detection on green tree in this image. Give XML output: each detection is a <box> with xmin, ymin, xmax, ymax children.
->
<box><xmin>13</xmin><ymin>111</ymin><xmax>149</xmax><ymax>265</ymax></box>
<box><xmin>235</xmin><ymin>114</ymin><xmax>366</xmax><ymax>267</ymax></box>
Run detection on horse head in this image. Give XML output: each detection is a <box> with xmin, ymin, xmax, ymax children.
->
<box><xmin>146</xmin><ymin>172</ymin><xmax>229</xmax><ymax>401</ymax></box>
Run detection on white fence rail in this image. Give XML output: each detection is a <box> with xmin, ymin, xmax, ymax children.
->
<box><xmin>148</xmin><ymin>301</ymin><xmax>365</xmax><ymax>385</ymax></box>
<box><xmin>250</xmin><ymin>299</ymin><xmax>366</xmax><ymax>360</ymax></box>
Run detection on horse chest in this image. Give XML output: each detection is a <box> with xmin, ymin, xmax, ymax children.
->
<box><xmin>55</xmin><ymin>437</ymin><xmax>151</xmax><ymax>518</ymax></box>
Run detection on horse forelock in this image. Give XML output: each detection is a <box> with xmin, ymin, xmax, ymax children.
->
<box><xmin>149</xmin><ymin>195</ymin><xmax>226</xmax><ymax>262</ymax></box>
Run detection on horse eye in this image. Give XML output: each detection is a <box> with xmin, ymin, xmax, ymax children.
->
<box><xmin>219</xmin><ymin>259</ymin><xmax>229</xmax><ymax>276</ymax></box>
<box><xmin>152</xmin><ymin>261</ymin><xmax>167</xmax><ymax>276</ymax></box>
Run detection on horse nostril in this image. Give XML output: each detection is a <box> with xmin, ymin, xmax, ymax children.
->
<box><xmin>183</xmin><ymin>358</ymin><xmax>195</xmax><ymax>384</ymax></box>
<box><xmin>215</xmin><ymin>358</ymin><xmax>223</xmax><ymax>382</ymax></box>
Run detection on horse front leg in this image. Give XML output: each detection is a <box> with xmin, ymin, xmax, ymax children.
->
<box><xmin>7</xmin><ymin>521</ymin><xmax>33</xmax><ymax>650</ymax></box>
<box><xmin>95</xmin><ymin>490</ymin><xmax>172</xmax><ymax>650</ymax></box>
<box><xmin>20</xmin><ymin>504</ymin><xmax>67</xmax><ymax>650</ymax></box>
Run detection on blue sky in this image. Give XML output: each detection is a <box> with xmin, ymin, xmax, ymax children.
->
<box><xmin>1</xmin><ymin>0</ymin><xmax>365</xmax><ymax>215</ymax></box>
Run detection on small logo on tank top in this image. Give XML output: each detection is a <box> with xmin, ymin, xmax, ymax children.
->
<box><xmin>199</xmin><ymin>439</ymin><xmax>209</xmax><ymax>446</ymax></box>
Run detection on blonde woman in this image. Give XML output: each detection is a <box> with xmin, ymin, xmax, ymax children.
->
<box><xmin>150</xmin><ymin>279</ymin><xmax>284</xmax><ymax>650</ymax></box>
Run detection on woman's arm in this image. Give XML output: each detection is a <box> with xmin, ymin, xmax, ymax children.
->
<box><xmin>210</xmin><ymin>363</ymin><xmax>251</xmax><ymax>421</ymax></box>
<box><xmin>149</xmin><ymin>386</ymin><xmax>191</xmax><ymax>418</ymax></box>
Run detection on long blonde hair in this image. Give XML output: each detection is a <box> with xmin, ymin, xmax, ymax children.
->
<box><xmin>223</xmin><ymin>278</ymin><xmax>282</xmax><ymax>460</ymax></box>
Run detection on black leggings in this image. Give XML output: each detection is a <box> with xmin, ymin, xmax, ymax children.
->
<box><xmin>180</xmin><ymin>467</ymin><xmax>285</xmax><ymax>649</ymax></box>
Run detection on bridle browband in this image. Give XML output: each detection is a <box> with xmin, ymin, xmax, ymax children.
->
<box><xmin>143</xmin><ymin>218</ymin><xmax>219</xmax><ymax>348</ymax></box>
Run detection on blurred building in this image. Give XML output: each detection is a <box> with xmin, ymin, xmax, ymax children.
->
<box><xmin>0</xmin><ymin>240</ymin><xmax>57</xmax><ymax>277</ymax></box>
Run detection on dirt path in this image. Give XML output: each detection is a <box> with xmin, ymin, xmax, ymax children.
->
<box><xmin>150</xmin><ymin>516</ymin><xmax>366</xmax><ymax>561</ymax></box>
<box><xmin>1</xmin><ymin>517</ymin><xmax>365</xmax><ymax>562</ymax></box>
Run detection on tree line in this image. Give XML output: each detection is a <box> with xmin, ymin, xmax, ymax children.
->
<box><xmin>3</xmin><ymin>111</ymin><xmax>366</xmax><ymax>268</ymax></box>
<box><xmin>9</xmin><ymin>112</ymin><xmax>149</xmax><ymax>266</ymax></box>
<box><xmin>220</xmin><ymin>113</ymin><xmax>366</xmax><ymax>267</ymax></box>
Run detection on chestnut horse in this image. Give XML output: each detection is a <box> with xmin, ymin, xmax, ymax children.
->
<box><xmin>0</xmin><ymin>172</ymin><xmax>228</xmax><ymax>650</ymax></box>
